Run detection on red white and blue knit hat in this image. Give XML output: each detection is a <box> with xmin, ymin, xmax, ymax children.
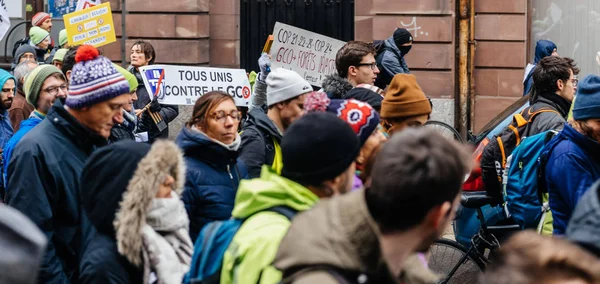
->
<box><xmin>67</xmin><ymin>45</ymin><xmax>130</xmax><ymax>109</ymax></box>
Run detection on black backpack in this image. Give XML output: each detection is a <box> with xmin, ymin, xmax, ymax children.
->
<box><xmin>12</xmin><ymin>37</ymin><xmax>30</xmax><ymax>58</ymax></box>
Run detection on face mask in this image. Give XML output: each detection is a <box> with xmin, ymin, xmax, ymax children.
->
<box><xmin>399</xmin><ymin>45</ymin><xmax>412</xmax><ymax>56</ymax></box>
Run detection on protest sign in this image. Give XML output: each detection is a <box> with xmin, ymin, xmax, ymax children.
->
<box><xmin>63</xmin><ymin>2</ymin><xmax>115</xmax><ymax>47</ymax></box>
<box><xmin>270</xmin><ymin>22</ymin><xmax>346</xmax><ymax>87</ymax></box>
<box><xmin>76</xmin><ymin>0</ymin><xmax>101</xmax><ymax>11</ymax></box>
<box><xmin>0</xmin><ymin>0</ymin><xmax>10</xmax><ymax>41</ymax></box>
<box><xmin>139</xmin><ymin>65</ymin><xmax>252</xmax><ymax>107</ymax></box>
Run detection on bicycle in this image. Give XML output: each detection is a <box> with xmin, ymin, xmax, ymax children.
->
<box><xmin>424</xmin><ymin>120</ymin><xmax>463</xmax><ymax>143</ymax></box>
<box><xmin>428</xmin><ymin>192</ymin><xmax>521</xmax><ymax>284</ymax></box>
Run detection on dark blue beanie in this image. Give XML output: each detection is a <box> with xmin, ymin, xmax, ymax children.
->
<box><xmin>573</xmin><ymin>75</ymin><xmax>600</xmax><ymax>120</ymax></box>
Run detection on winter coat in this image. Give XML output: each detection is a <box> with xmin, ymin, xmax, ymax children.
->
<box><xmin>8</xmin><ymin>88</ymin><xmax>34</xmax><ymax>131</ymax></box>
<box><xmin>176</xmin><ymin>126</ymin><xmax>248</xmax><ymax>242</ymax></box>
<box><xmin>250</xmin><ymin>75</ymin><xmax>268</xmax><ymax>110</ymax></box>
<box><xmin>5</xmin><ymin>100</ymin><xmax>108</xmax><ymax>283</ymax></box>
<box><xmin>129</xmin><ymin>67</ymin><xmax>179</xmax><ymax>142</ymax></box>
<box><xmin>374</xmin><ymin>36</ymin><xmax>410</xmax><ymax>89</ymax></box>
<box><xmin>544</xmin><ymin>123</ymin><xmax>600</xmax><ymax>235</ymax></box>
<box><xmin>523</xmin><ymin>40</ymin><xmax>557</xmax><ymax>96</ymax></box>
<box><xmin>31</xmin><ymin>43</ymin><xmax>48</xmax><ymax>64</ymax></box>
<box><xmin>109</xmin><ymin>110</ymin><xmax>137</xmax><ymax>143</ymax></box>
<box><xmin>566</xmin><ymin>180</ymin><xmax>600</xmax><ymax>257</ymax></box>
<box><xmin>220</xmin><ymin>167</ymin><xmax>320</xmax><ymax>284</ymax></box>
<box><xmin>275</xmin><ymin>190</ymin><xmax>440</xmax><ymax>284</ymax></box>
<box><xmin>322</xmin><ymin>74</ymin><xmax>354</xmax><ymax>99</ymax></box>
<box><xmin>0</xmin><ymin>109</ymin><xmax>13</xmax><ymax>191</ymax></box>
<box><xmin>2</xmin><ymin>111</ymin><xmax>44</xmax><ymax>199</ymax></box>
<box><xmin>526</xmin><ymin>93</ymin><xmax>571</xmax><ymax>135</ymax></box>
<box><xmin>240</xmin><ymin>107</ymin><xmax>283</xmax><ymax>178</ymax></box>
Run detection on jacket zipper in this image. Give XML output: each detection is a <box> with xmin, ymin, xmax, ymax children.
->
<box><xmin>227</xmin><ymin>164</ymin><xmax>236</xmax><ymax>189</ymax></box>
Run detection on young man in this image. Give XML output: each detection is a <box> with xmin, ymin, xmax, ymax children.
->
<box><xmin>9</xmin><ymin>60</ymin><xmax>38</xmax><ymax>130</ymax></box>
<box><xmin>221</xmin><ymin>112</ymin><xmax>360</xmax><ymax>284</ymax></box>
<box><xmin>322</xmin><ymin>41</ymin><xmax>380</xmax><ymax>99</ymax></box>
<box><xmin>129</xmin><ymin>40</ymin><xmax>178</xmax><ymax>142</ymax></box>
<box><xmin>380</xmin><ymin>74</ymin><xmax>432</xmax><ymax>136</ymax></box>
<box><xmin>544</xmin><ymin>74</ymin><xmax>600</xmax><ymax>235</ymax></box>
<box><xmin>374</xmin><ymin>28</ymin><xmax>413</xmax><ymax>89</ymax></box>
<box><xmin>5</xmin><ymin>45</ymin><xmax>131</xmax><ymax>283</ymax></box>
<box><xmin>240</xmin><ymin>67</ymin><xmax>312</xmax><ymax>178</ymax></box>
<box><xmin>275</xmin><ymin>127</ymin><xmax>471</xmax><ymax>283</ymax></box>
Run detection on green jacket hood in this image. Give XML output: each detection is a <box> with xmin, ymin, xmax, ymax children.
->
<box><xmin>232</xmin><ymin>166</ymin><xmax>319</xmax><ymax>218</ymax></box>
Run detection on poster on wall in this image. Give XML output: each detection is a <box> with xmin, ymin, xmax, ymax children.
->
<box><xmin>48</xmin><ymin>0</ymin><xmax>78</xmax><ymax>19</ymax></box>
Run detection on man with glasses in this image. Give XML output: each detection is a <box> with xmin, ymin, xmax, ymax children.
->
<box><xmin>3</xmin><ymin>65</ymin><xmax>68</xmax><ymax>199</ymax></box>
<box><xmin>9</xmin><ymin>60</ymin><xmax>38</xmax><ymax>131</ymax></box>
<box><xmin>322</xmin><ymin>41</ymin><xmax>380</xmax><ymax>99</ymax></box>
<box><xmin>240</xmin><ymin>68</ymin><xmax>313</xmax><ymax>178</ymax></box>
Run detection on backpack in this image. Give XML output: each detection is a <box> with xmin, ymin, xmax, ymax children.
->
<box><xmin>480</xmin><ymin>105</ymin><xmax>560</xmax><ymax>202</ymax></box>
<box><xmin>373</xmin><ymin>40</ymin><xmax>385</xmax><ymax>55</ymax></box>
<box><xmin>502</xmin><ymin>131</ymin><xmax>556</xmax><ymax>231</ymax></box>
<box><xmin>12</xmin><ymin>37</ymin><xmax>30</xmax><ymax>58</ymax></box>
<box><xmin>183</xmin><ymin>206</ymin><xmax>297</xmax><ymax>284</ymax></box>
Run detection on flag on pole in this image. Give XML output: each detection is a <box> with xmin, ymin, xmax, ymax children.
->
<box><xmin>0</xmin><ymin>0</ymin><xmax>10</xmax><ymax>42</ymax></box>
<box><xmin>76</xmin><ymin>0</ymin><xmax>102</xmax><ymax>11</ymax></box>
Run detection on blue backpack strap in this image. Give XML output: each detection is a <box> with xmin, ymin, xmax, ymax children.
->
<box><xmin>261</xmin><ymin>205</ymin><xmax>298</xmax><ymax>221</ymax></box>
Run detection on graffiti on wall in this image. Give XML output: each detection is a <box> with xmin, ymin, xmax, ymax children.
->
<box><xmin>400</xmin><ymin>17</ymin><xmax>429</xmax><ymax>38</ymax></box>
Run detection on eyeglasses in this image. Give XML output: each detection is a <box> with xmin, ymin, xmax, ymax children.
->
<box><xmin>210</xmin><ymin>110</ymin><xmax>241</xmax><ymax>123</ymax></box>
<box><xmin>571</xmin><ymin>78</ymin><xmax>578</xmax><ymax>87</ymax></box>
<box><xmin>43</xmin><ymin>84</ymin><xmax>68</xmax><ymax>96</ymax></box>
<box><xmin>355</xmin><ymin>62</ymin><xmax>379</xmax><ymax>71</ymax></box>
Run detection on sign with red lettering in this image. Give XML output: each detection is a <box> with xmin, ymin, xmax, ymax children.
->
<box><xmin>270</xmin><ymin>22</ymin><xmax>346</xmax><ymax>87</ymax></box>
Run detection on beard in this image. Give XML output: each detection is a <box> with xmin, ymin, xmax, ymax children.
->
<box><xmin>0</xmin><ymin>98</ymin><xmax>12</xmax><ymax>110</ymax></box>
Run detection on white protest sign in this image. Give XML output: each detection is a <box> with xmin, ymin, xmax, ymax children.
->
<box><xmin>270</xmin><ymin>22</ymin><xmax>346</xmax><ymax>87</ymax></box>
<box><xmin>139</xmin><ymin>65</ymin><xmax>252</xmax><ymax>107</ymax></box>
<box><xmin>76</xmin><ymin>0</ymin><xmax>101</xmax><ymax>11</ymax></box>
<box><xmin>0</xmin><ymin>0</ymin><xmax>10</xmax><ymax>41</ymax></box>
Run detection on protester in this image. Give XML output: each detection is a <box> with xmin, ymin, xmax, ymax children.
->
<box><xmin>10</xmin><ymin>45</ymin><xmax>36</xmax><ymax>71</ymax></box>
<box><xmin>0</xmin><ymin>70</ymin><xmax>16</xmax><ymax>192</ymax></box>
<box><xmin>380</xmin><ymin>74</ymin><xmax>432</xmax><ymax>136</ymax></box>
<box><xmin>28</xmin><ymin>26</ymin><xmax>51</xmax><ymax>63</ymax></box>
<box><xmin>51</xmin><ymin>48</ymin><xmax>68</xmax><ymax>70</ymax></box>
<box><xmin>9</xmin><ymin>60</ymin><xmax>38</xmax><ymax>130</ymax></box>
<box><xmin>109</xmin><ymin>64</ymin><xmax>139</xmax><ymax>143</ymax></box>
<box><xmin>481</xmin><ymin>231</ymin><xmax>600</xmax><ymax>284</ymax></box>
<box><xmin>32</xmin><ymin>12</ymin><xmax>53</xmax><ymax>33</ymax></box>
<box><xmin>62</xmin><ymin>45</ymin><xmax>80</xmax><ymax>83</ymax></box>
<box><xmin>543</xmin><ymin>74</ymin><xmax>600</xmax><ymax>235</ymax></box>
<box><xmin>322</xmin><ymin>41</ymin><xmax>380</xmax><ymax>99</ymax></box>
<box><xmin>79</xmin><ymin>140</ymin><xmax>193</xmax><ymax>283</ymax></box>
<box><xmin>275</xmin><ymin>127</ymin><xmax>470</xmax><ymax>283</ymax></box>
<box><xmin>176</xmin><ymin>91</ymin><xmax>248</xmax><ymax>241</ymax></box>
<box><xmin>0</xmin><ymin>204</ymin><xmax>47</xmax><ymax>284</ymax></box>
<box><xmin>129</xmin><ymin>40</ymin><xmax>179</xmax><ymax>142</ymax></box>
<box><xmin>374</xmin><ymin>28</ymin><xmax>413</xmax><ymax>89</ymax></box>
<box><xmin>3</xmin><ymin>65</ymin><xmax>67</xmax><ymax>192</ymax></box>
<box><xmin>240</xmin><ymin>68</ymin><xmax>312</xmax><ymax>178</ymax></box>
<box><xmin>523</xmin><ymin>40</ymin><xmax>558</xmax><ymax>96</ymax></box>
<box><xmin>249</xmin><ymin>52</ymin><xmax>271</xmax><ymax>110</ymax></box>
<box><xmin>304</xmin><ymin>91</ymin><xmax>386</xmax><ymax>190</ymax></box>
<box><xmin>567</xmin><ymin>180</ymin><xmax>600</xmax><ymax>257</ymax></box>
<box><xmin>221</xmin><ymin>112</ymin><xmax>360</xmax><ymax>284</ymax></box>
<box><xmin>4</xmin><ymin>45</ymin><xmax>130</xmax><ymax>282</ymax></box>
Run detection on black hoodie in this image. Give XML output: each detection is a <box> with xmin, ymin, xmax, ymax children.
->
<box><xmin>567</xmin><ymin>181</ymin><xmax>600</xmax><ymax>257</ymax></box>
<box><xmin>239</xmin><ymin>107</ymin><xmax>283</xmax><ymax>178</ymax></box>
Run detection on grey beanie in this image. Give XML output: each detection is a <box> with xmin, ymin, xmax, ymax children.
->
<box><xmin>0</xmin><ymin>204</ymin><xmax>47</xmax><ymax>284</ymax></box>
<box><xmin>266</xmin><ymin>68</ymin><xmax>312</xmax><ymax>106</ymax></box>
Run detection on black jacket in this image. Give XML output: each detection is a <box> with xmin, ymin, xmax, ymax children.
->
<box><xmin>322</xmin><ymin>74</ymin><xmax>354</xmax><ymax>99</ymax></box>
<box><xmin>130</xmin><ymin>67</ymin><xmax>179</xmax><ymax>142</ymax></box>
<box><xmin>567</xmin><ymin>181</ymin><xmax>600</xmax><ymax>257</ymax></box>
<box><xmin>5</xmin><ymin>100</ymin><xmax>108</xmax><ymax>283</ymax></box>
<box><xmin>109</xmin><ymin>111</ymin><xmax>137</xmax><ymax>143</ymax></box>
<box><xmin>239</xmin><ymin>108</ymin><xmax>283</xmax><ymax>178</ymax></box>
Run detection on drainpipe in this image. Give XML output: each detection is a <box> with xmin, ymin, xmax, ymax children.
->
<box><xmin>457</xmin><ymin>0</ymin><xmax>469</xmax><ymax>139</ymax></box>
<box><xmin>468</xmin><ymin>0</ymin><xmax>476</xmax><ymax>134</ymax></box>
<box><xmin>120</xmin><ymin>0</ymin><xmax>127</xmax><ymax>67</ymax></box>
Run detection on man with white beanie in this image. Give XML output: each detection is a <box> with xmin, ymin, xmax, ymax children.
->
<box><xmin>240</xmin><ymin>68</ymin><xmax>313</xmax><ymax>178</ymax></box>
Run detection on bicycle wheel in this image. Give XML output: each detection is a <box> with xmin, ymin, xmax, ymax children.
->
<box><xmin>427</xmin><ymin>238</ymin><xmax>485</xmax><ymax>284</ymax></box>
<box><xmin>425</xmin><ymin>120</ymin><xmax>464</xmax><ymax>143</ymax></box>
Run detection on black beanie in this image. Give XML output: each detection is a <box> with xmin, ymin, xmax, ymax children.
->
<box><xmin>281</xmin><ymin>112</ymin><xmax>360</xmax><ymax>185</ymax></box>
<box><xmin>343</xmin><ymin>87</ymin><xmax>383</xmax><ymax>111</ymax></box>
<box><xmin>80</xmin><ymin>141</ymin><xmax>151</xmax><ymax>237</ymax></box>
<box><xmin>394</xmin><ymin>28</ymin><xmax>413</xmax><ymax>47</ymax></box>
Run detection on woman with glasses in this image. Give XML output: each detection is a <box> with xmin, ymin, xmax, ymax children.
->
<box><xmin>176</xmin><ymin>91</ymin><xmax>248</xmax><ymax>242</ymax></box>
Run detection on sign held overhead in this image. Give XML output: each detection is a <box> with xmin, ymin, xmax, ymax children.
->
<box><xmin>63</xmin><ymin>2</ymin><xmax>115</xmax><ymax>47</ymax></box>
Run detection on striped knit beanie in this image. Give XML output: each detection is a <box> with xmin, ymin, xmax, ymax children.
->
<box><xmin>32</xmin><ymin>12</ymin><xmax>51</xmax><ymax>27</ymax></box>
<box><xmin>66</xmin><ymin>45</ymin><xmax>129</xmax><ymax>109</ymax></box>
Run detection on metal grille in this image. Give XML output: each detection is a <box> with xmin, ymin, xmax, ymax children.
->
<box><xmin>240</xmin><ymin>0</ymin><xmax>355</xmax><ymax>72</ymax></box>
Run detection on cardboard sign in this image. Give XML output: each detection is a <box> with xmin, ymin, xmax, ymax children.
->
<box><xmin>63</xmin><ymin>2</ymin><xmax>115</xmax><ymax>47</ymax></box>
<box><xmin>0</xmin><ymin>1</ymin><xmax>10</xmax><ymax>41</ymax></box>
<box><xmin>270</xmin><ymin>22</ymin><xmax>346</xmax><ymax>87</ymax></box>
<box><xmin>139</xmin><ymin>65</ymin><xmax>252</xmax><ymax>107</ymax></box>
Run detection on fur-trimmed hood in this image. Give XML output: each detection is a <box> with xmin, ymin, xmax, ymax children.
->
<box><xmin>113</xmin><ymin>140</ymin><xmax>187</xmax><ymax>267</ymax></box>
<box><xmin>322</xmin><ymin>74</ymin><xmax>354</xmax><ymax>99</ymax></box>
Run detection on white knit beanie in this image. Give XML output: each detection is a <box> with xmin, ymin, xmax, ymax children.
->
<box><xmin>266</xmin><ymin>68</ymin><xmax>312</xmax><ymax>106</ymax></box>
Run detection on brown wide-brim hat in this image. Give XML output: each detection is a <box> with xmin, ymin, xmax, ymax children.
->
<box><xmin>381</xmin><ymin>74</ymin><xmax>432</xmax><ymax>119</ymax></box>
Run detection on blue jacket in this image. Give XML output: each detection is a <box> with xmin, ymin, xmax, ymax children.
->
<box><xmin>2</xmin><ymin>111</ymin><xmax>44</xmax><ymax>198</ymax></box>
<box><xmin>175</xmin><ymin>127</ymin><xmax>248</xmax><ymax>242</ymax></box>
<box><xmin>544</xmin><ymin>123</ymin><xmax>600</xmax><ymax>235</ymax></box>
<box><xmin>374</xmin><ymin>36</ymin><xmax>410</xmax><ymax>89</ymax></box>
<box><xmin>523</xmin><ymin>40</ymin><xmax>557</xmax><ymax>96</ymax></box>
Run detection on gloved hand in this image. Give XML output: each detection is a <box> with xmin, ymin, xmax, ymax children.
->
<box><xmin>149</xmin><ymin>98</ymin><xmax>162</xmax><ymax>113</ymax></box>
<box><xmin>258</xmin><ymin>52</ymin><xmax>271</xmax><ymax>81</ymax></box>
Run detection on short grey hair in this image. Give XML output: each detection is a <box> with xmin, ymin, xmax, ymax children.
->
<box><xmin>13</xmin><ymin>60</ymin><xmax>39</xmax><ymax>82</ymax></box>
